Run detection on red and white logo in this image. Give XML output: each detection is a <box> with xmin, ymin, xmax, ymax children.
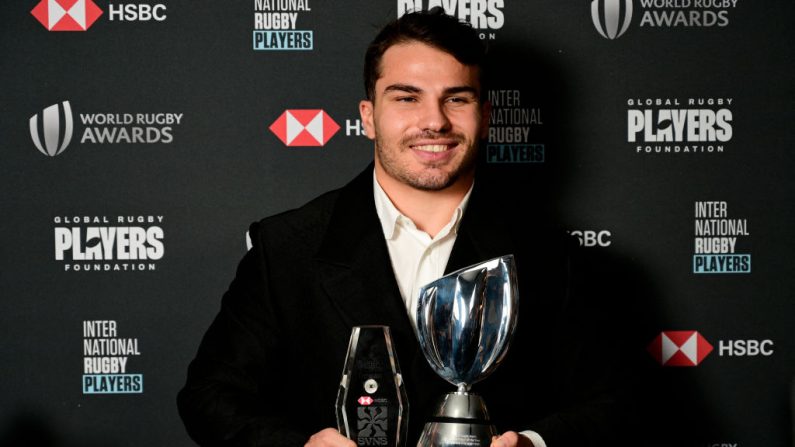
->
<box><xmin>647</xmin><ymin>331</ymin><xmax>713</xmax><ymax>366</ymax></box>
<box><xmin>357</xmin><ymin>396</ymin><xmax>373</xmax><ymax>406</ymax></box>
<box><xmin>31</xmin><ymin>0</ymin><xmax>103</xmax><ymax>31</ymax></box>
<box><xmin>269</xmin><ymin>109</ymin><xmax>340</xmax><ymax>147</ymax></box>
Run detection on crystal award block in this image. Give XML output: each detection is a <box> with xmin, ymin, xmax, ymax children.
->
<box><xmin>336</xmin><ymin>325</ymin><xmax>408</xmax><ymax>447</ymax></box>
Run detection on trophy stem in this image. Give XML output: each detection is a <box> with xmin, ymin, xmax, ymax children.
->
<box><xmin>417</xmin><ymin>391</ymin><xmax>496</xmax><ymax>447</ymax></box>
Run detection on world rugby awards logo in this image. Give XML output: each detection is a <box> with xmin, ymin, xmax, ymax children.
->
<box><xmin>269</xmin><ymin>109</ymin><xmax>340</xmax><ymax>147</ymax></box>
<box><xmin>591</xmin><ymin>0</ymin><xmax>633</xmax><ymax>39</ymax></box>
<box><xmin>30</xmin><ymin>101</ymin><xmax>74</xmax><ymax>157</ymax></box>
<box><xmin>31</xmin><ymin>0</ymin><xmax>103</xmax><ymax>31</ymax></box>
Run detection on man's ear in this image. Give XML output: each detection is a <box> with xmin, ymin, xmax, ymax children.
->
<box><xmin>359</xmin><ymin>99</ymin><xmax>376</xmax><ymax>140</ymax></box>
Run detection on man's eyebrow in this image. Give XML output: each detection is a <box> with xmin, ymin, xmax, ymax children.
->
<box><xmin>383</xmin><ymin>84</ymin><xmax>422</xmax><ymax>95</ymax></box>
<box><xmin>444</xmin><ymin>86</ymin><xmax>479</xmax><ymax>96</ymax></box>
<box><xmin>382</xmin><ymin>84</ymin><xmax>479</xmax><ymax>96</ymax></box>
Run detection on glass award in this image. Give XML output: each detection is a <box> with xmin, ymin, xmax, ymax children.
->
<box><xmin>336</xmin><ymin>325</ymin><xmax>409</xmax><ymax>447</ymax></box>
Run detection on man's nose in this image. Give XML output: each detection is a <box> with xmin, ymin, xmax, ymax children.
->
<box><xmin>418</xmin><ymin>100</ymin><xmax>452</xmax><ymax>133</ymax></box>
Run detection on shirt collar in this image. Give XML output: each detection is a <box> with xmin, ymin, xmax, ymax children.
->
<box><xmin>373</xmin><ymin>169</ymin><xmax>473</xmax><ymax>240</ymax></box>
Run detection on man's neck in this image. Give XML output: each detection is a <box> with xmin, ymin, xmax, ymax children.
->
<box><xmin>375</xmin><ymin>165</ymin><xmax>473</xmax><ymax>239</ymax></box>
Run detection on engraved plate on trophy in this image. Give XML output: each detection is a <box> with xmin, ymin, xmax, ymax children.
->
<box><xmin>415</xmin><ymin>255</ymin><xmax>519</xmax><ymax>447</ymax></box>
<box><xmin>336</xmin><ymin>325</ymin><xmax>409</xmax><ymax>447</ymax></box>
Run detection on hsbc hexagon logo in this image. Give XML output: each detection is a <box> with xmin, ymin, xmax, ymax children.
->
<box><xmin>357</xmin><ymin>396</ymin><xmax>373</xmax><ymax>406</ymax></box>
<box><xmin>647</xmin><ymin>331</ymin><xmax>713</xmax><ymax>367</ymax></box>
<box><xmin>31</xmin><ymin>0</ymin><xmax>103</xmax><ymax>31</ymax></box>
<box><xmin>269</xmin><ymin>109</ymin><xmax>340</xmax><ymax>147</ymax></box>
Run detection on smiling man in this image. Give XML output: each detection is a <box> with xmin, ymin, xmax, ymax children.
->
<box><xmin>362</xmin><ymin>38</ymin><xmax>487</xmax><ymax>239</ymax></box>
<box><xmin>179</xmin><ymin>9</ymin><xmax>632</xmax><ymax>447</ymax></box>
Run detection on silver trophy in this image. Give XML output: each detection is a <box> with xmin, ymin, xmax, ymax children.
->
<box><xmin>415</xmin><ymin>255</ymin><xmax>519</xmax><ymax>447</ymax></box>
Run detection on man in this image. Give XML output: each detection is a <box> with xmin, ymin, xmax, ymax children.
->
<box><xmin>178</xmin><ymin>10</ymin><xmax>632</xmax><ymax>447</ymax></box>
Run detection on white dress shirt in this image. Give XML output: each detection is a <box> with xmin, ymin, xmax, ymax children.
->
<box><xmin>372</xmin><ymin>171</ymin><xmax>547</xmax><ymax>447</ymax></box>
<box><xmin>373</xmin><ymin>172</ymin><xmax>471</xmax><ymax>328</ymax></box>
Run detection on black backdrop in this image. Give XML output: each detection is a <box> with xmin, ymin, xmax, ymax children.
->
<box><xmin>2</xmin><ymin>1</ymin><xmax>793</xmax><ymax>446</ymax></box>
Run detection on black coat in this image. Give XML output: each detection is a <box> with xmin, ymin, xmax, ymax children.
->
<box><xmin>178</xmin><ymin>165</ymin><xmax>636</xmax><ymax>446</ymax></box>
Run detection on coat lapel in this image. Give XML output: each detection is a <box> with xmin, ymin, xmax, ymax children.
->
<box><xmin>446</xmin><ymin>180</ymin><xmax>519</xmax><ymax>274</ymax></box>
<box><xmin>312</xmin><ymin>166</ymin><xmax>415</xmax><ymax>345</ymax></box>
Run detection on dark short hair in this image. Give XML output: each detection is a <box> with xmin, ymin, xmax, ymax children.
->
<box><xmin>363</xmin><ymin>8</ymin><xmax>488</xmax><ymax>101</ymax></box>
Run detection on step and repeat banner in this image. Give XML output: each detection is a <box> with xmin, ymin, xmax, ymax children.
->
<box><xmin>1</xmin><ymin>1</ymin><xmax>793</xmax><ymax>446</ymax></box>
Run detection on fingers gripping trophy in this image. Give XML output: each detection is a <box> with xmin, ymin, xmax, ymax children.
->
<box><xmin>415</xmin><ymin>255</ymin><xmax>519</xmax><ymax>447</ymax></box>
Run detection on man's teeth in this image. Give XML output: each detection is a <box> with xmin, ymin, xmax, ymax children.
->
<box><xmin>415</xmin><ymin>144</ymin><xmax>448</xmax><ymax>153</ymax></box>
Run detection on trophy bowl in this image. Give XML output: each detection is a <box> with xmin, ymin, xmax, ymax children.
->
<box><xmin>415</xmin><ymin>255</ymin><xmax>519</xmax><ymax>447</ymax></box>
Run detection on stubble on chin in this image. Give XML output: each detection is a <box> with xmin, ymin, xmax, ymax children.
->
<box><xmin>374</xmin><ymin>136</ymin><xmax>462</xmax><ymax>191</ymax></box>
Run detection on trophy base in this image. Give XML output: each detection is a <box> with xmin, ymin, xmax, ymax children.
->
<box><xmin>417</xmin><ymin>392</ymin><xmax>497</xmax><ymax>447</ymax></box>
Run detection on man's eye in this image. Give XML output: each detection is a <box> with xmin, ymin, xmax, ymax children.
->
<box><xmin>447</xmin><ymin>97</ymin><xmax>471</xmax><ymax>104</ymax></box>
<box><xmin>396</xmin><ymin>96</ymin><xmax>417</xmax><ymax>102</ymax></box>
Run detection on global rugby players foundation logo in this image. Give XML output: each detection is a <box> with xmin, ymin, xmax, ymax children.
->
<box><xmin>31</xmin><ymin>0</ymin><xmax>103</xmax><ymax>31</ymax></box>
<box><xmin>269</xmin><ymin>109</ymin><xmax>340</xmax><ymax>147</ymax></box>
<box><xmin>647</xmin><ymin>331</ymin><xmax>713</xmax><ymax>367</ymax></box>
<box><xmin>591</xmin><ymin>0</ymin><xmax>633</xmax><ymax>39</ymax></box>
<box><xmin>30</xmin><ymin>101</ymin><xmax>74</xmax><ymax>157</ymax></box>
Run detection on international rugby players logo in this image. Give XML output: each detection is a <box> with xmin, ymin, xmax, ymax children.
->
<box><xmin>31</xmin><ymin>0</ymin><xmax>103</xmax><ymax>31</ymax></box>
<box><xmin>269</xmin><ymin>109</ymin><xmax>340</xmax><ymax>147</ymax></box>
<box><xmin>591</xmin><ymin>0</ymin><xmax>633</xmax><ymax>39</ymax></box>
<box><xmin>30</xmin><ymin>101</ymin><xmax>74</xmax><ymax>157</ymax></box>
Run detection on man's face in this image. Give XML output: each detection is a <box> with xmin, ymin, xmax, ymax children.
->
<box><xmin>360</xmin><ymin>41</ymin><xmax>489</xmax><ymax>191</ymax></box>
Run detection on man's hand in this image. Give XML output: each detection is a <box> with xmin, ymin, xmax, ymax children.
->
<box><xmin>491</xmin><ymin>431</ymin><xmax>535</xmax><ymax>447</ymax></box>
<box><xmin>304</xmin><ymin>428</ymin><xmax>356</xmax><ymax>447</ymax></box>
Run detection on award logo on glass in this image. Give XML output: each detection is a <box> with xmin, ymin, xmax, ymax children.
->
<box><xmin>336</xmin><ymin>325</ymin><xmax>409</xmax><ymax>447</ymax></box>
<box><xmin>415</xmin><ymin>255</ymin><xmax>519</xmax><ymax>447</ymax></box>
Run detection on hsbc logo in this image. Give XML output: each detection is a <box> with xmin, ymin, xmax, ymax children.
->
<box><xmin>32</xmin><ymin>1</ymin><xmax>168</xmax><ymax>31</ymax></box>
<box><xmin>567</xmin><ymin>230</ymin><xmax>612</xmax><ymax>247</ymax></box>
<box><xmin>591</xmin><ymin>0</ymin><xmax>633</xmax><ymax>39</ymax></box>
<box><xmin>648</xmin><ymin>331</ymin><xmax>775</xmax><ymax>367</ymax></box>
<box><xmin>31</xmin><ymin>0</ymin><xmax>103</xmax><ymax>31</ymax></box>
<box><xmin>30</xmin><ymin>101</ymin><xmax>74</xmax><ymax>157</ymax></box>
<box><xmin>269</xmin><ymin>109</ymin><xmax>340</xmax><ymax>147</ymax></box>
<box><xmin>357</xmin><ymin>396</ymin><xmax>373</xmax><ymax>406</ymax></box>
<box><xmin>647</xmin><ymin>331</ymin><xmax>713</xmax><ymax>367</ymax></box>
